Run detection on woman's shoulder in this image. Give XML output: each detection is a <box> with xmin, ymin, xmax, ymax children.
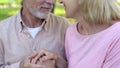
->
<box><xmin>111</xmin><ymin>21</ymin><xmax>120</xmax><ymax>32</ymax></box>
<box><xmin>65</xmin><ymin>23</ymin><xmax>77</xmax><ymax>36</ymax></box>
<box><xmin>106</xmin><ymin>21</ymin><xmax>120</xmax><ymax>38</ymax></box>
<box><xmin>66</xmin><ymin>23</ymin><xmax>77</xmax><ymax>32</ymax></box>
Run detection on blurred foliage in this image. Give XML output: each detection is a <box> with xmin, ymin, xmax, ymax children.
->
<box><xmin>0</xmin><ymin>0</ymin><xmax>21</xmax><ymax>3</ymax></box>
<box><xmin>0</xmin><ymin>7</ymin><xmax>19</xmax><ymax>21</ymax></box>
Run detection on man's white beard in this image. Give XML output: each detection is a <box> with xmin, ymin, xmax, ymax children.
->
<box><xmin>32</xmin><ymin>11</ymin><xmax>49</xmax><ymax>19</ymax></box>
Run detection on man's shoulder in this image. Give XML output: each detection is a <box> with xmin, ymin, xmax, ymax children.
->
<box><xmin>0</xmin><ymin>14</ymin><xmax>17</xmax><ymax>27</ymax></box>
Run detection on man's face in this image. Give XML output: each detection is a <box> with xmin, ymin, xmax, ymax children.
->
<box><xmin>22</xmin><ymin>0</ymin><xmax>55</xmax><ymax>19</ymax></box>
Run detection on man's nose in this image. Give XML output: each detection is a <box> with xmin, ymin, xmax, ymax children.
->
<box><xmin>45</xmin><ymin>0</ymin><xmax>55</xmax><ymax>4</ymax></box>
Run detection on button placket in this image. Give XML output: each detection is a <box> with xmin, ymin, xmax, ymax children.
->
<box><xmin>27</xmin><ymin>34</ymin><xmax>31</xmax><ymax>38</ymax></box>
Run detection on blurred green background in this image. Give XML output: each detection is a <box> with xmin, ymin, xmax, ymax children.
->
<box><xmin>0</xmin><ymin>0</ymin><xmax>120</xmax><ymax>22</ymax></box>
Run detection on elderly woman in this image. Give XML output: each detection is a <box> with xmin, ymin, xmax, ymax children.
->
<box><xmin>59</xmin><ymin>0</ymin><xmax>120</xmax><ymax>68</ymax></box>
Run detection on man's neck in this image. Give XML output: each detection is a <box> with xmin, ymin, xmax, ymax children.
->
<box><xmin>21</xmin><ymin>9</ymin><xmax>44</xmax><ymax>28</ymax></box>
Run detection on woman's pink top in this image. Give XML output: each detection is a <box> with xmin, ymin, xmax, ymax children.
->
<box><xmin>65</xmin><ymin>22</ymin><xmax>120</xmax><ymax>68</ymax></box>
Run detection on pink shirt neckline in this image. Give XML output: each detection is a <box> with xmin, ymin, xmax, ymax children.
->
<box><xmin>74</xmin><ymin>22</ymin><xmax>120</xmax><ymax>37</ymax></box>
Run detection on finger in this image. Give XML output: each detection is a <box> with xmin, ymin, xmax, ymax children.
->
<box><xmin>38</xmin><ymin>49</ymin><xmax>56</xmax><ymax>61</ymax></box>
<box><xmin>28</xmin><ymin>53</ymin><xmax>38</xmax><ymax>59</ymax></box>
<box><xmin>31</xmin><ymin>52</ymin><xmax>45</xmax><ymax>64</ymax></box>
<box><xmin>36</xmin><ymin>58</ymin><xmax>45</xmax><ymax>65</ymax></box>
<box><xmin>41</xmin><ymin>56</ymin><xmax>48</xmax><ymax>62</ymax></box>
<box><xmin>39</xmin><ymin>50</ymin><xmax>57</xmax><ymax>60</ymax></box>
<box><xmin>28</xmin><ymin>53</ymin><xmax>38</xmax><ymax>63</ymax></box>
<box><xmin>39</xmin><ymin>49</ymin><xmax>47</xmax><ymax>57</ymax></box>
<box><xmin>31</xmin><ymin>64</ymin><xmax>44</xmax><ymax>68</ymax></box>
<box><xmin>24</xmin><ymin>56</ymin><xmax>31</xmax><ymax>63</ymax></box>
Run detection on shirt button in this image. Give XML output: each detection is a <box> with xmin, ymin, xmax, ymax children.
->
<box><xmin>27</xmin><ymin>35</ymin><xmax>31</xmax><ymax>38</ymax></box>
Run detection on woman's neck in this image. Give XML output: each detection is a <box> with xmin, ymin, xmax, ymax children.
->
<box><xmin>76</xmin><ymin>17</ymin><xmax>110</xmax><ymax>35</ymax></box>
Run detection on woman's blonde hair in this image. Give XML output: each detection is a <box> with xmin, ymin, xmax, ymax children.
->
<box><xmin>79</xmin><ymin>0</ymin><xmax>120</xmax><ymax>24</ymax></box>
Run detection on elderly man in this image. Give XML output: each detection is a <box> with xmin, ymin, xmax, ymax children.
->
<box><xmin>0</xmin><ymin>0</ymin><xmax>69</xmax><ymax>68</ymax></box>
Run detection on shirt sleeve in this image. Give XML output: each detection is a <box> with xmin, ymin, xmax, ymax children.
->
<box><xmin>102</xmin><ymin>38</ymin><xmax>120</xmax><ymax>68</ymax></box>
<box><xmin>0</xmin><ymin>39</ymin><xmax>4</xmax><ymax>67</ymax></box>
<box><xmin>0</xmin><ymin>38</ymin><xmax>20</xmax><ymax>68</ymax></box>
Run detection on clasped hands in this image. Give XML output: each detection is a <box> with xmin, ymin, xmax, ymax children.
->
<box><xmin>20</xmin><ymin>49</ymin><xmax>58</xmax><ymax>68</ymax></box>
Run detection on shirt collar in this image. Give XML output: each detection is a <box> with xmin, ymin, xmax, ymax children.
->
<box><xmin>44</xmin><ymin>13</ymin><xmax>52</xmax><ymax>31</ymax></box>
<box><xmin>16</xmin><ymin>9</ymin><xmax>23</xmax><ymax>32</ymax></box>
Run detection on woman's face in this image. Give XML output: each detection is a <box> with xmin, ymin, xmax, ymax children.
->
<box><xmin>59</xmin><ymin>0</ymin><xmax>80</xmax><ymax>18</ymax></box>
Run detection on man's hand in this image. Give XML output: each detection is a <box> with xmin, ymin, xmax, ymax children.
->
<box><xmin>20</xmin><ymin>53</ymin><xmax>44</xmax><ymax>68</ymax></box>
<box><xmin>20</xmin><ymin>49</ymin><xmax>67</xmax><ymax>68</ymax></box>
<box><xmin>34</xmin><ymin>49</ymin><xmax>68</xmax><ymax>68</ymax></box>
<box><xmin>32</xmin><ymin>49</ymin><xmax>58</xmax><ymax>63</ymax></box>
<box><xmin>37</xmin><ymin>58</ymin><xmax>55</xmax><ymax>68</ymax></box>
<box><xmin>29</xmin><ymin>49</ymin><xmax>57</xmax><ymax>68</ymax></box>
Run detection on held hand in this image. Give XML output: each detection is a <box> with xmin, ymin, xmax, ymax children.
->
<box><xmin>36</xmin><ymin>49</ymin><xmax>68</xmax><ymax>68</ymax></box>
<box><xmin>20</xmin><ymin>53</ymin><xmax>44</xmax><ymax>68</ymax></box>
<box><xmin>32</xmin><ymin>49</ymin><xmax>58</xmax><ymax>63</ymax></box>
<box><xmin>35</xmin><ymin>49</ymin><xmax>68</xmax><ymax>68</ymax></box>
<box><xmin>37</xmin><ymin>58</ymin><xmax>55</xmax><ymax>68</ymax></box>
